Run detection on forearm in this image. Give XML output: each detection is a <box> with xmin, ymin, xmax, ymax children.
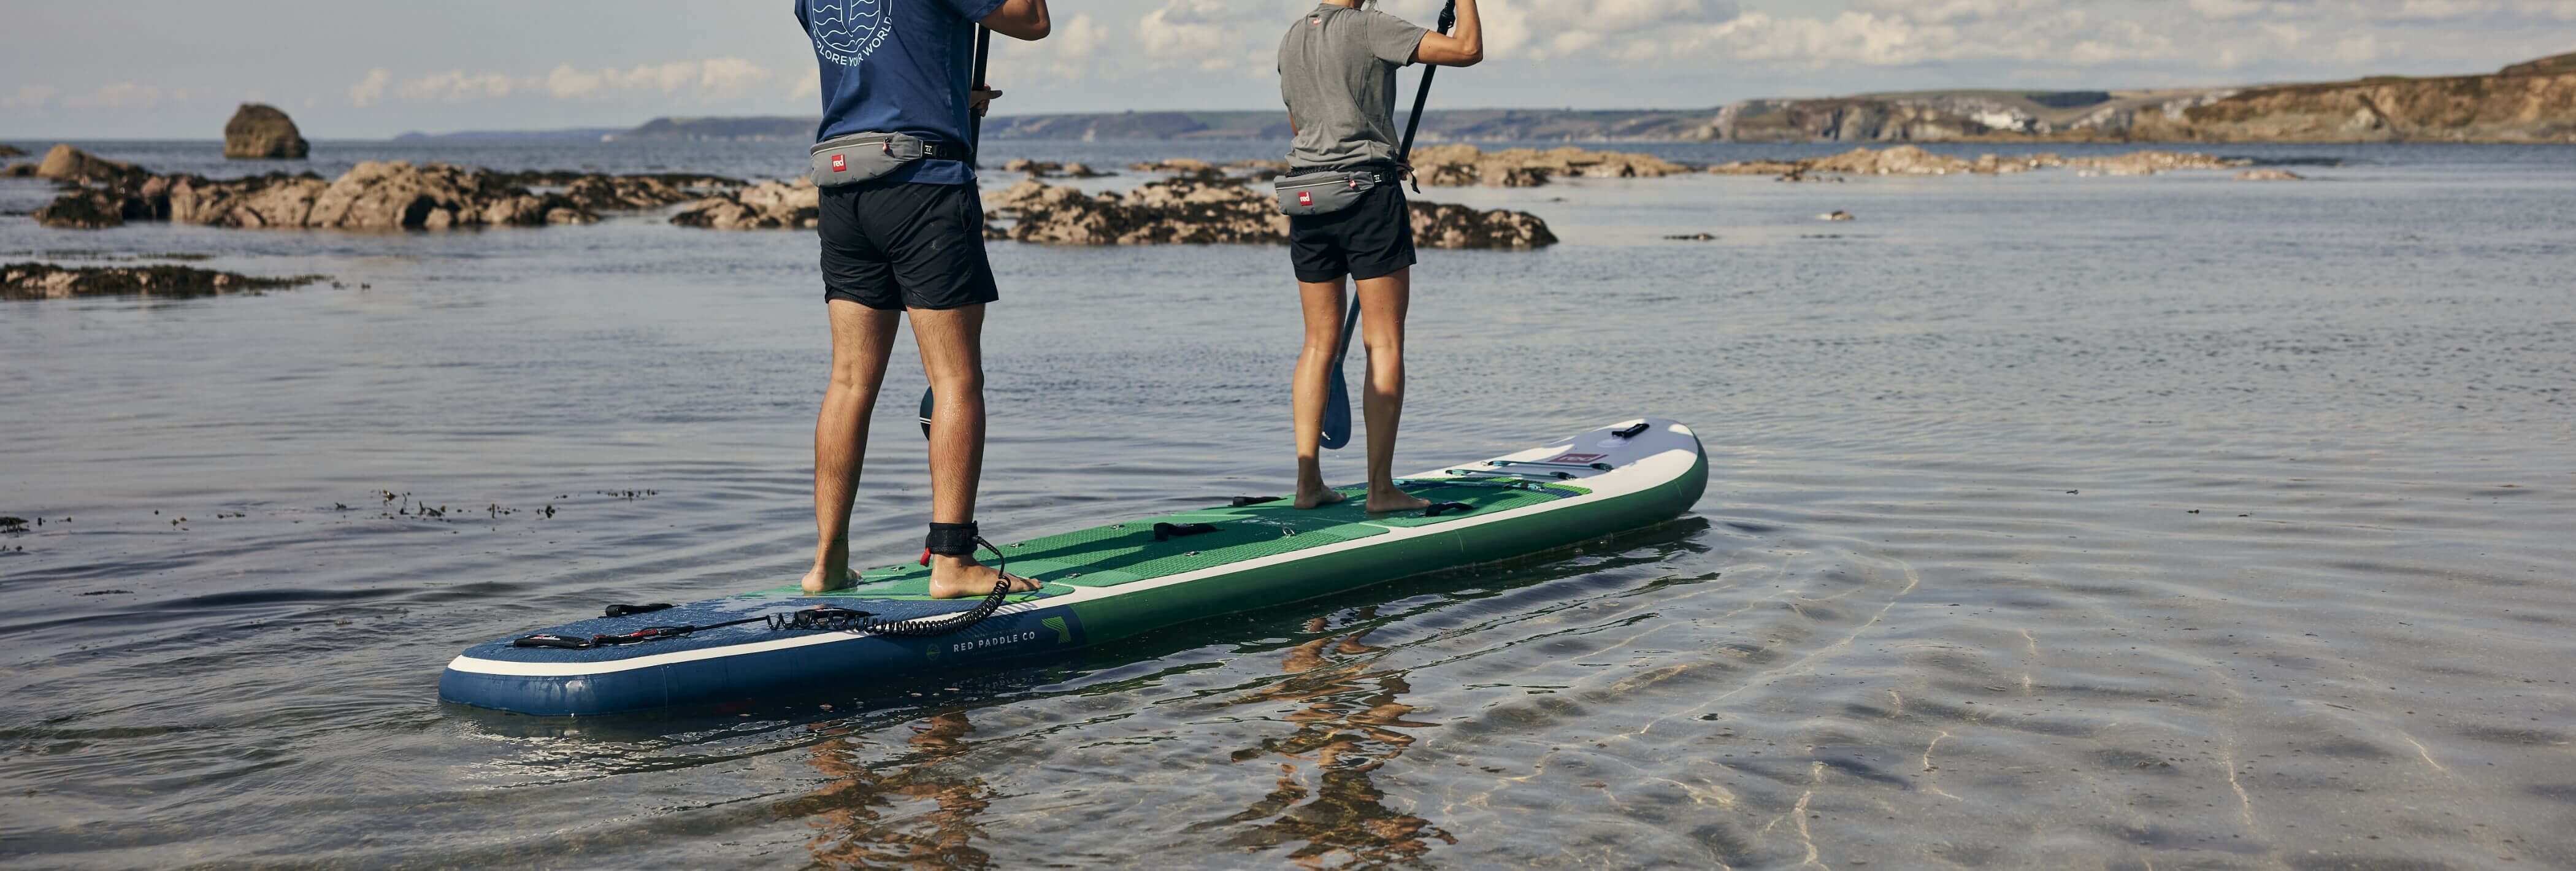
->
<box><xmin>1414</xmin><ymin>1</ymin><xmax>1484</xmax><ymax>67</ymax></box>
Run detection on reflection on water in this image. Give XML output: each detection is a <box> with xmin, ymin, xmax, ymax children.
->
<box><xmin>1198</xmin><ymin>612</ymin><xmax>1455</xmax><ymax>867</ymax></box>
<box><xmin>797</xmin><ymin>713</ymin><xmax>998</xmax><ymax>870</ymax></box>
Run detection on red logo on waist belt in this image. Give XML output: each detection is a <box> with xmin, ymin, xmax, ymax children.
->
<box><xmin>830</xmin><ymin>154</ymin><xmax>847</xmax><ymax>172</ymax></box>
<box><xmin>1298</xmin><ymin>190</ymin><xmax>1313</xmax><ymax>206</ymax></box>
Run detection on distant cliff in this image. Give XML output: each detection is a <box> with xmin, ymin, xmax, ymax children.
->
<box><xmin>1712</xmin><ymin>52</ymin><xmax>2576</xmax><ymax>144</ymax></box>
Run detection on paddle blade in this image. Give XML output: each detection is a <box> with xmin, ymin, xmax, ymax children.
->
<box><xmin>1320</xmin><ymin>367</ymin><xmax>1352</xmax><ymax>450</ymax></box>
<box><xmin>1319</xmin><ymin>301</ymin><xmax>1360</xmax><ymax>450</ymax></box>
<box><xmin>919</xmin><ymin>386</ymin><xmax>935</xmax><ymax>438</ymax></box>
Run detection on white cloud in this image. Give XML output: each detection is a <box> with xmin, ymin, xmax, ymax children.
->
<box><xmin>399</xmin><ymin>70</ymin><xmax>526</xmax><ymax>102</ymax></box>
<box><xmin>349</xmin><ymin>69</ymin><xmax>392</xmax><ymax>108</ymax></box>
<box><xmin>351</xmin><ymin>59</ymin><xmax>780</xmax><ymax>106</ymax></box>
<box><xmin>64</xmin><ymin>83</ymin><xmax>172</xmax><ymax>110</ymax></box>
<box><xmin>543</xmin><ymin>58</ymin><xmax>776</xmax><ymax>99</ymax></box>
<box><xmin>3</xmin><ymin>85</ymin><xmax>58</xmax><ymax>109</ymax></box>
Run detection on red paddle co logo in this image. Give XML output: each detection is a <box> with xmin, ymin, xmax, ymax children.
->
<box><xmin>830</xmin><ymin>153</ymin><xmax>848</xmax><ymax>172</ymax></box>
<box><xmin>1298</xmin><ymin>190</ymin><xmax>1313</xmax><ymax>206</ymax></box>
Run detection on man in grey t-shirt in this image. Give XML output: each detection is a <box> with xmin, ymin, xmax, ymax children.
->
<box><xmin>1271</xmin><ymin>0</ymin><xmax>1486</xmax><ymax>516</ymax></box>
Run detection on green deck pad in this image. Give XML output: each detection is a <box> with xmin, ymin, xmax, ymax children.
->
<box><xmin>767</xmin><ymin>478</ymin><xmax>1590</xmax><ymax>596</ymax></box>
<box><xmin>1224</xmin><ymin>477</ymin><xmax>1589</xmax><ymax>529</ymax></box>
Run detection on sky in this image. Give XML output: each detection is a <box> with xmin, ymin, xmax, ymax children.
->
<box><xmin>2</xmin><ymin>0</ymin><xmax>2570</xmax><ymax>139</ymax></box>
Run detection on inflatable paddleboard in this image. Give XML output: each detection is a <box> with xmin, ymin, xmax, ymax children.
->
<box><xmin>441</xmin><ymin>418</ymin><xmax>1708</xmax><ymax>716</ymax></box>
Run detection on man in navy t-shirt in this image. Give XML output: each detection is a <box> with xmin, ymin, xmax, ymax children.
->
<box><xmin>792</xmin><ymin>0</ymin><xmax>1051</xmax><ymax>600</ymax></box>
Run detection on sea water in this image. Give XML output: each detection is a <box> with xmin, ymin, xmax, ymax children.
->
<box><xmin>1</xmin><ymin>139</ymin><xmax>2571</xmax><ymax>868</ymax></box>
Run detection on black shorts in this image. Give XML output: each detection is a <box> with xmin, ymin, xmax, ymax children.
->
<box><xmin>818</xmin><ymin>180</ymin><xmax>999</xmax><ymax>310</ymax></box>
<box><xmin>1287</xmin><ymin>178</ymin><xmax>1416</xmax><ymax>283</ymax></box>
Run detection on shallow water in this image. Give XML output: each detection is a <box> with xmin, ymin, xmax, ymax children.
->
<box><xmin>2</xmin><ymin>139</ymin><xmax>2573</xmax><ymax>869</ymax></box>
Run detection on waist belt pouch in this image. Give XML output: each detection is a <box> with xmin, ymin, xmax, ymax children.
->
<box><xmin>811</xmin><ymin>132</ymin><xmax>947</xmax><ymax>188</ymax></box>
<box><xmin>1275</xmin><ymin>170</ymin><xmax>1381</xmax><ymax>216</ymax></box>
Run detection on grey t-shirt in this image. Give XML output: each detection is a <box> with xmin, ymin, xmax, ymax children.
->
<box><xmin>1278</xmin><ymin>4</ymin><xmax>1430</xmax><ymax>170</ymax></box>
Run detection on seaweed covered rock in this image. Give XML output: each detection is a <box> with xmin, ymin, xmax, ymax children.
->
<box><xmin>33</xmin><ymin>145</ymin><xmax>148</xmax><ymax>185</ymax></box>
<box><xmin>1710</xmin><ymin>146</ymin><xmax>2252</xmax><ymax>180</ymax></box>
<box><xmin>1409</xmin><ymin>144</ymin><xmax>1695</xmax><ymax>187</ymax></box>
<box><xmin>3</xmin><ymin>262</ymin><xmax>326</xmax><ymax>301</ymax></box>
<box><xmin>982</xmin><ymin>175</ymin><xmax>1557</xmax><ymax>250</ymax></box>
<box><xmin>1410</xmin><ymin>201</ymin><xmax>1558</xmax><ymax>250</ymax></box>
<box><xmin>669</xmin><ymin>179</ymin><xmax>821</xmax><ymax>230</ymax></box>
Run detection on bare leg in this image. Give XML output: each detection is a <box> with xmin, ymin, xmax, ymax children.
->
<box><xmin>1356</xmin><ymin>268</ymin><xmax>1429</xmax><ymax>513</ymax></box>
<box><xmin>910</xmin><ymin>304</ymin><xmax>1041</xmax><ymax>599</ymax></box>
<box><xmin>1292</xmin><ymin>278</ymin><xmax>1351</xmax><ymax>509</ymax></box>
<box><xmin>807</xmin><ymin>301</ymin><xmax>902</xmax><ymax>594</ymax></box>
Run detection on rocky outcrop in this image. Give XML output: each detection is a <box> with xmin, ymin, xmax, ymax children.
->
<box><xmin>0</xmin><ymin>144</ymin><xmax>24</xmax><ymax>158</ymax></box>
<box><xmin>1409</xmin><ymin>144</ymin><xmax>1695</xmax><ymax>187</ymax></box>
<box><xmin>1410</xmin><ymin>201</ymin><xmax>1557</xmax><ymax>250</ymax></box>
<box><xmin>2062</xmin><ymin>150</ymin><xmax>2250</xmax><ymax>175</ymax></box>
<box><xmin>223</xmin><ymin>104</ymin><xmax>310</xmax><ymax>159</ymax></box>
<box><xmin>980</xmin><ymin>175</ymin><xmax>1555</xmax><ymax>250</ymax></box>
<box><xmin>255</xmin><ymin>161</ymin><xmax>592</xmax><ymax>229</ymax></box>
<box><xmin>2235</xmin><ymin>169</ymin><xmax>2306</xmax><ymax>181</ymax></box>
<box><xmin>488</xmin><ymin>171</ymin><xmax>743</xmax><ymax>211</ymax></box>
<box><xmin>3</xmin><ymin>262</ymin><xmax>326</xmax><ymax>301</ymax></box>
<box><xmin>2126</xmin><ymin>65</ymin><xmax>2576</xmax><ymax>143</ymax></box>
<box><xmin>1127</xmin><ymin>158</ymin><xmax>1219</xmax><ymax>174</ymax></box>
<box><xmin>1002</xmin><ymin>159</ymin><xmax>1114</xmax><ymax>178</ymax></box>
<box><xmin>25</xmin><ymin>150</ymin><xmax>745</xmax><ymax>231</ymax></box>
<box><xmin>1711</xmin><ymin>146</ymin><xmax>2251</xmax><ymax>180</ymax></box>
<box><xmin>986</xmin><ymin>175</ymin><xmax>1286</xmax><ymax>245</ymax></box>
<box><xmin>33</xmin><ymin>189</ymin><xmax>152</xmax><ymax>229</ymax></box>
<box><xmin>31</xmin><ymin>145</ymin><xmax>149</xmax><ymax>185</ymax></box>
<box><xmin>164</xmin><ymin>174</ymin><xmax>333</xmax><ymax>228</ymax></box>
<box><xmin>669</xmin><ymin>179</ymin><xmax>821</xmax><ymax>230</ymax></box>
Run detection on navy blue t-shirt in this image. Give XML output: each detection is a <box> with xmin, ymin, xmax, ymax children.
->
<box><xmin>795</xmin><ymin>0</ymin><xmax>1002</xmax><ymax>186</ymax></box>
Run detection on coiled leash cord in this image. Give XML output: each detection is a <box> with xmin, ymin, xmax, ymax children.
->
<box><xmin>512</xmin><ymin>531</ymin><xmax>1022</xmax><ymax>650</ymax></box>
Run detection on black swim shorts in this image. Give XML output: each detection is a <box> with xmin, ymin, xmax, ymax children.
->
<box><xmin>1287</xmin><ymin>177</ymin><xmax>1417</xmax><ymax>283</ymax></box>
<box><xmin>818</xmin><ymin>180</ymin><xmax>999</xmax><ymax>310</ymax></box>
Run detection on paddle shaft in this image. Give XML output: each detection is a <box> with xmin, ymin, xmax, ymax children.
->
<box><xmin>968</xmin><ymin>26</ymin><xmax>993</xmax><ymax>151</ymax></box>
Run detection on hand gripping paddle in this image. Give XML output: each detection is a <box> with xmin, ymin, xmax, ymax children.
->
<box><xmin>921</xmin><ymin>26</ymin><xmax>995</xmax><ymax>437</ymax></box>
<box><xmin>1321</xmin><ymin>0</ymin><xmax>1455</xmax><ymax>451</ymax></box>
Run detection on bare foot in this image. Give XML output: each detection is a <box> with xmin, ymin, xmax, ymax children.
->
<box><xmin>926</xmin><ymin>556</ymin><xmax>1042</xmax><ymax>600</ymax></box>
<box><xmin>1364</xmin><ymin>488</ymin><xmax>1432</xmax><ymax>514</ymax></box>
<box><xmin>1294</xmin><ymin>485</ymin><xmax>1349</xmax><ymax>510</ymax></box>
<box><xmin>801</xmin><ymin>565</ymin><xmax>861</xmax><ymax>595</ymax></box>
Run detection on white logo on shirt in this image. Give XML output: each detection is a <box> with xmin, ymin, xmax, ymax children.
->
<box><xmin>809</xmin><ymin>0</ymin><xmax>892</xmax><ymax>66</ymax></box>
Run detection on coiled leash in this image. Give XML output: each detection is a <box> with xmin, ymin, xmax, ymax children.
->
<box><xmin>512</xmin><ymin>523</ymin><xmax>1026</xmax><ymax>650</ymax></box>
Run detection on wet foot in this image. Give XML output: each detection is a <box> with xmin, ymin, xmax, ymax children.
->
<box><xmin>1365</xmin><ymin>488</ymin><xmax>1432</xmax><ymax>514</ymax></box>
<box><xmin>801</xmin><ymin>565</ymin><xmax>861</xmax><ymax>595</ymax></box>
<box><xmin>1294</xmin><ymin>486</ymin><xmax>1349</xmax><ymax>510</ymax></box>
<box><xmin>927</xmin><ymin>558</ymin><xmax>1042</xmax><ymax>599</ymax></box>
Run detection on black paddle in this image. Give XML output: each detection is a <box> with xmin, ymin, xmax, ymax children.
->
<box><xmin>922</xmin><ymin>26</ymin><xmax>995</xmax><ymax>437</ymax></box>
<box><xmin>1320</xmin><ymin>0</ymin><xmax>1457</xmax><ymax>451</ymax></box>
